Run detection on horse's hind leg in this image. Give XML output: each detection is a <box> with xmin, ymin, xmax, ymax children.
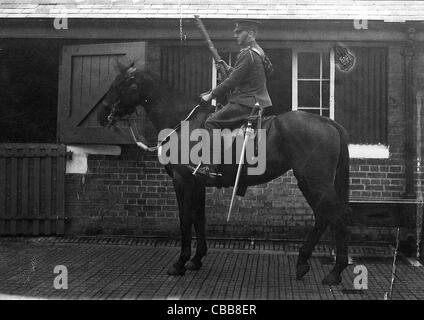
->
<box><xmin>186</xmin><ymin>180</ymin><xmax>207</xmax><ymax>271</ymax></box>
<box><xmin>304</xmin><ymin>183</ymin><xmax>348</xmax><ymax>285</ymax></box>
<box><xmin>295</xmin><ymin>179</ymin><xmax>330</xmax><ymax>280</ymax></box>
<box><xmin>321</xmin><ymin>215</ymin><xmax>349</xmax><ymax>285</ymax></box>
<box><xmin>296</xmin><ymin>216</ymin><xmax>329</xmax><ymax>280</ymax></box>
<box><xmin>296</xmin><ymin>179</ymin><xmax>349</xmax><ymax>285</ymax></box>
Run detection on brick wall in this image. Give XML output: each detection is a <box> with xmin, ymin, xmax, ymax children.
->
<box><xmin>64</xmin><ymin>42</ymin><xmax>423</xmax><ymax>244</ymax></box>
<box><xmin>65</xmin><ymin>149</ymin><xmax>409</xmax><ymax>241</ymax></box>
<box><xmin>414</xmin><ymin>44</ymin><xmax>424</xmax><ymax>196</ymax></box>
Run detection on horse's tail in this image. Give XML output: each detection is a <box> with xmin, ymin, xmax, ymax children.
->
<box><xmin>330</xmin><ymin>120</ymin><xmax>350</xmax><ymax>208</ymax></box>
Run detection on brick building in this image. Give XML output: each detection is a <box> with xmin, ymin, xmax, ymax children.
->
<box><xmin>0</xmin><ymin>1</ymin><xmax>423</xmax><ymax>247</ymax></box>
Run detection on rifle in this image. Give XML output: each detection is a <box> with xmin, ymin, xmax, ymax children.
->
<box><xmin>194</xmin><ymin>15</ymin><xmax>231</xmax><ymax>80</ymax></box>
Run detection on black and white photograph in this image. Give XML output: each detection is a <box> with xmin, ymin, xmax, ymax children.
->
<box><xmin>0</xmin><ymin>0</ymin><xmax>424</xmax><ymax>306</ymax></box>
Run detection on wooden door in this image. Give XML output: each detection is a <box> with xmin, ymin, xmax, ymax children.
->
<box><xmin>58</xmin><ymin>42</ymin><xmax>146</xmax><ymax>144</ymax></box>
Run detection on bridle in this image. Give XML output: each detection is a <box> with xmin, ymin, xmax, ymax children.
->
<box><xmin>106</xmin><ymin>100</ymin><xmax>120</xmax><ymax>128</ymax></box>
<box><xmin>128</xmin><ymin>103</ymin><xmax>204</xmax><ymax>152</ymax></box>
<box><xmin>104</xmin><ymin>68</ymin><xmax>207</xmax><ymax>152</ymax></box>
<box><xmin>103</xmin><ymin>67</ymin><xmax>161</xmax><ymax>152</ymax></box>
<box><xmin>106</xmin><ymin>68</ymin><xmax>138</xmax><ymax>128</ymax></box>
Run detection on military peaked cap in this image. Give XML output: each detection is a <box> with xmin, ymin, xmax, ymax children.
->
<box><xmin>234</xmin><ymin>20</ymin><xmax>262</xmax><ymax>33</ymax></box>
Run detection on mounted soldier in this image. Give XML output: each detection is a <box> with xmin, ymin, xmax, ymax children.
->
<box><xmin>195</xmin><ymin>19</ymin><xmax>273</xmax><ymax>181</ymax></box>
<box><xmin>98</xmin><ymin>18</ymin><xmax>351</xmax><ymax>286</ymax></box>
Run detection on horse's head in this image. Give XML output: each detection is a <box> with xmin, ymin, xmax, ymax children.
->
<box><xmin>98</xmin><ymin>58</ymin><xmax>157</xmax><ymax>128</ymax></box>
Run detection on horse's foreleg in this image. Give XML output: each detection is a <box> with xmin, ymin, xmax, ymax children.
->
<box><xmin>167</xmin><ymin>175</ymin><xmax>193</xmax><ymax>276</ymax></box>
<box><xmin>186</xmin><ymin>181</ymin><xmax>207</xmax><ymax>271</ymax></box>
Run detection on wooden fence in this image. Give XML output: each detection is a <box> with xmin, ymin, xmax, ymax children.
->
<box><xmin>0</xmin><ymin>144</ymin><xmax>67</xmax><ymax>235</ymax></box>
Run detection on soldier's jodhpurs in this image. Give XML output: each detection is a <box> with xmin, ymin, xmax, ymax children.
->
<box><xmin>204</xmin><ymin>103</ymin><xmax>252</xmax><ymax>131</ymax></box>
<box><xmin>203</xmin><ymin>103</ymin><xmax>252</xmax><ymax>193</ymax></box>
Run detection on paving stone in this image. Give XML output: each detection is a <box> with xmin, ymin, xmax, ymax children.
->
<box><xmin>0</xmin><ymin>238</ymin><xmax>422</xmax><ymax>300</ymax></box>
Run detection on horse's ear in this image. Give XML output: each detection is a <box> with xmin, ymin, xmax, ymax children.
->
<box><xmin>132</xmin><ymin>56</ymin><xmax>146</xmax><ymax>72</ymax></box>
<box><xmin>114</xmin><ymin>55</ymin><xmax>134</xmax><ymax>74</ymax></box>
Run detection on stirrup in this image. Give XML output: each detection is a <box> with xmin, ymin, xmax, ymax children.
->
<box><xmin>192</xmin><ymin>164</ymin><xmax>222</xmax><ymax>179</ymax></box>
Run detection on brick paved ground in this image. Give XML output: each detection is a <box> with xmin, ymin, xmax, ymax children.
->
<box><xmin>0</xmin><ymin>237</ymin><xmax>423</xmax><ymax>300</ymax></box>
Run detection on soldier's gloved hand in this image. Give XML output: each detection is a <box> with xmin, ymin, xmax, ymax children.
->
<box><xmin>200</xmin><ymin>91</ymin><xmax>213</xmax><ymax>103</ymax></box>
<box><xmin>215</xmin><ymin>60</ymin><xmax>229</xmax><ymax>73</ymax></box>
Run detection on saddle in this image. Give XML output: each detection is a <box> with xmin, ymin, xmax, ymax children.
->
<box><xmin>210</xmin><ymin>105</ymin><xmax>275</xmax><ymax>197</ymax></box>
<box><xmin>183</xmin><ymin>101</ymin><xmax>275</xmax><ymax>196</ymax></box>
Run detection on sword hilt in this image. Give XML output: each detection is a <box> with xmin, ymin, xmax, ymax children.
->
<box><xmin>245</xmin><ymin>102</ymin><xmax>259</xmax><ymax>138</ymax></box>
<box><xmin>245</xmin><ymin>120</ymin><xmax>254</xmax><ymax>139</ymax></box>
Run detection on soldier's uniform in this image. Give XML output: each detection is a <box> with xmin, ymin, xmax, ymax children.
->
<box><xmin>195</xmin><ymin>20</ymin><xmax>272</xmax><ymax>181</ymax></box>
<box><xmin>205</xmin><ymin>22</ymin><xmax>272</xmax><ymax>131</ymax></box>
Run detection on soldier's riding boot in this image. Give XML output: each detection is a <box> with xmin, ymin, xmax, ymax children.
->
<box><xmin>194</xmin><ymin>163</ymin><xmax>223</xmax><ymax>184</ymax></box>
<box><xmin>193</xmin><ymin>123</ymin><xmax>224</xmax><ymax>183</ymax></box>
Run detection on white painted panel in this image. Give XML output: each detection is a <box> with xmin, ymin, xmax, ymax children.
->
<box><xmin>348</xmin><ymin>144</ymin><xmax>389</xmax><ymax>159</ymax></box>
<box><xmin>66</xmin><ymin>145</ymin><xmax>121</xmax><ymax>174</ymax></box>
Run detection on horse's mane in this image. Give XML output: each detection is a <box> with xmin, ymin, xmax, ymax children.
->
<box><xmin>134</xmin><ymin>70</ymin><xmax>211</xmax><ymax>129</ymax></box>
<box><xmin>136</xmin><ymin>70</ymin><xmax>196</xmax><ymax>108</ymax></box>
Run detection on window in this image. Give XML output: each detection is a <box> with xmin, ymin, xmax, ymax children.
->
<box><xmin>292</xmin><ymin>48</ymin><xmax>335</xmax><ymax>119</ymax></box>
<box><xmin>291</xmin><ymin>45</ymin><xmax>388</xmax><ymax>157</ymax></box>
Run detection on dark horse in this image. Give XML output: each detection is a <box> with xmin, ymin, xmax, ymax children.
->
<box><xmin>97</xmin><ymin>67</ymin><xmax>351</xmax><ymax>285</ymax></box>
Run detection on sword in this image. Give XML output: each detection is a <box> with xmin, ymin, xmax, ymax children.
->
<box><xmin>227</xmin><ymin>120</ymin><xmax>255</xmax><ymax>222</ymax></box>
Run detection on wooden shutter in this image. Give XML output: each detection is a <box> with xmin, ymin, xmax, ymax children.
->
<box><xmin>335</xmin><ymin>47</ymin><xmax>388</xmax><ymax>144</ymax></box>
<box><xmin>58</xmin><ymin>42</ymin><xmax>146</xmax><ymax>144</ymax></box>
<box><xmin>160</xmin><ymin>46</ymin><xmax>211</xmax><ymax>109</ymax></box>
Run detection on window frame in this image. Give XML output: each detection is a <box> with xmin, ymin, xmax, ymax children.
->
<box><xmin>292</xmin><ymin>46</ymin><xmax>335</xmax><ymax>119</ymax></box>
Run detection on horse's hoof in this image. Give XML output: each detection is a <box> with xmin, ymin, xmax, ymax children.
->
<box><xmin>322</xmin><ymin>273</ymin><xmax>342</xmax><ymax>286</ymax></box>
<box><xmin>296</xmin><ymin>263</ymin><xmax>311</xmax><ymax>280</ymax></box>
<box><xmin>186</xmin><ymin>260</ymin><xmax>202</xmax><ymax>271</ymax></box>
<box><xmin>167</xmin><ymin>264</ymin><xmax>186</xmax><ymax>276</ymax></box>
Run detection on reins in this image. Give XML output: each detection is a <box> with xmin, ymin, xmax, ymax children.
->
<box><xmin>127</xmin><ymin>103</ymin><xmax>204</xmax><ymax>152</ymax></box>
